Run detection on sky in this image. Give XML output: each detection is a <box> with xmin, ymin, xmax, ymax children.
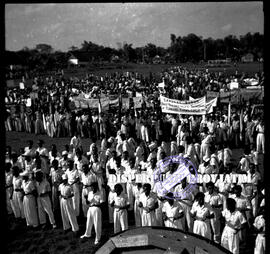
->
<box><xmin>5</xmin><ymin>2</ymin><xmax>264</xmax><ymax>52</ymax></box>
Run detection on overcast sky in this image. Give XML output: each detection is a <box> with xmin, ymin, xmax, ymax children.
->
<box><xmin>5</xmin><ymin>2</ymin><xmax>263</xmax><ymax>51</ymax></box>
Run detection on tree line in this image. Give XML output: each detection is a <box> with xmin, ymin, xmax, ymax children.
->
<box><xmin>6</xmin><ymin>32</ymin><xmax>263</xmax><ymax>72</ymax></box>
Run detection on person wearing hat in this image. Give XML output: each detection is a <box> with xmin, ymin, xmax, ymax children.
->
<box><xmin>21</xmin><ymin>170</ymin><xmax>39</xmax><ymax>228</ymax></box>
<box><xmin>10</xmin><ymin>166</ymin><xmax>25</xmax><ymax>220</ymax></box>
<box><xmin>35</xmin><ymin>171</ymin><xmax>56</xmax><ymax>229</ymax></box>
<box><xmin>49</xmin><ymin>159</ymin><xmax>64</xmax><ymax>212</ymax></box>
<box><xmin>58</xmin><ymin>174</ymin><xmax>79</xmax><ymax>233</ymax></box>
<box><xmin>80</xmin><ymin>182</ymin><xmax>104</xmax><ymax>245</ymax></box>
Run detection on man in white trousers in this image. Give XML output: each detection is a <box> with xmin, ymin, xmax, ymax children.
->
<box><xmin>66</xmin><ymin>160</ymin><xmax>80</xmax><ymax>217</ymax></box>
<box><xmin>35</xmin><ymin>171</ymin><xmax>56</xmax><ymax>229</ymax></box>
<box><xmin>110</xmin><ymin>184</ymin><xmax>130</xmax><ymax>234</ymax></box>
<box><xmin>80</xmin><ymin>182</ymin><xmax>104</xmax><ymax>245</ymax></box>
<box><xmin>204</xmin><ymin>182</ymin><xmax>223</xmax><ymax>243</ymax></box>
<box><xmin>58</xmin><ymin>174</ymin><xmax>79</xmax><ymax>234</ymax></box>
<box><xmin>138</xmin><ymin>183</ymin><xmax>158</xmax><ymax>226</ymax></box>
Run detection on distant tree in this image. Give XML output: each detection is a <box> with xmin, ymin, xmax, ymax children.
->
<box><xmin>144</xmin><ymin>43</ymin><xmax>157</xmax><ymax>59</ymax></box>
<box><xmin>122</xmin><ymin>43</ymin><xmax>137</xmax><ymax>62</ymax></box>
<box><xmin>69</xmin><ymin>45</ymin><xmax>79</xmax><ymax>51</ymax></box>
<box><xmin>35</xmin><ymin>44</ymin><xmax>54</xmax><ymax>54</ymax></box>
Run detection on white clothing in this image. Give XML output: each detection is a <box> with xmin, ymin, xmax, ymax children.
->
<box><xmin>59</xmin><ymin>183</ymin><xmax>79</xmax><ymax>231</ymax></box>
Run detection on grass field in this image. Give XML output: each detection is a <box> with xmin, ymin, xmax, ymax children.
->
<box><xmin>6</xmin><ymin>131</ymin><xmax>264</xmax><ymax>254</ymax></box>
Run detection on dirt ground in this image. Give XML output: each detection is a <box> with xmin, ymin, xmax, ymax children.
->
<box><xmin>6</xmin><ymin>131</ymin><xmax>264</xmax><ymax>254</ymax></box>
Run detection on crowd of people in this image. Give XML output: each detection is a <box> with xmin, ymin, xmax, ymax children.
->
<box><xmin>5</xmin><ymin>66</ymin><xmax>265</xmax><ymax>254</ymax></box>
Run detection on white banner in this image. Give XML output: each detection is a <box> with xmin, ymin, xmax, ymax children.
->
<box><xmin>160</xmin><ymin>95</ymin><xmax>216</xmax><ymax>115</ymax></box>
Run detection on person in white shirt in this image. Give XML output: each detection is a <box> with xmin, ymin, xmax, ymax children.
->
<box><xmin>190</xmin><ymin>192</ymin><xmax>213</xmax><ymax>239</ymax></box>
<box><xmin>10</xmin><ymin>166</ymin><xmax>25</xmax><ymax>219</ymax></box>
<box><xmin>35</xmin><ymin>171</ymin><xmax>56</xmax><ymax>229</ymax></box>
<box><xmin>204</xmin><ymin>182</ymin><xmax>223</xmax><ymax>243</ymax></box>
<box><xmin>253</xmin><ymin>206</ymin><xmax>265</xmax><ymax>254</ymax></box>
<box><xmin>66</xmin><ymin>160</ymin><xmax>80</xmax><ymax>217</ymax></box>
<box><xmin>59</xmin><ymin>151</ymin><xmax>69</xmax><ymax>171</ymax></box>
<box><xmin>80</xmin><ymin>182</ymin><xmax>104</xmax><ymax>245</ymax></box>
<box><xmin>238</xmin><ymin>147</ymin><xmax>252</xmax><ymax>172</ymax></box>
<box><xmin>200</xmin><ymin>127</ymin><xmax>212</xmax><ymax>160</ymax></box>
<box><xmin>35</xmin><ymin>140</ymin><xmax>49</xmax><ymax>175</ymax></box>
<box><xmin>135</xmin><ymin>141</ymin><xmax>145</xmax><ymax>166</ymax></box>
<box><xmin>21</xmin><ymin>171</ymin><xmax>39</xmax><ymax>228</ymax></box>
<box><xmin>221</xmin><ymin>198</ymin><xmax>247</xmax><ymax>254</ymax></box>
<box><xmin>24</xmin><ymin>140</ymin><xmax>36</xmax><ymax>158</ymax></box>
<box><xmin>229</xmin><ymin>185</ymin><xmax>251</xmax><ymax>248</ymax></box>
<box><xmin>174</xmin><ymin>178</ymin><xmax>195</xmax><ymax>232</ymax></box>
<box><xmin>162</xmin><ymin>192</ymin><xmax>184</xmax><ymax>229</ymax></box>
<box><xmin>256</xmin><ymin>120</ymin><xmax>264</xmax><ymax>154</ymax></box>
<box><xmin>58</xmin><ymin>174</ymin><xmax>79</xmax><ymax>233</ymax></box>
<box><xmin>198</xmin><ymin>156</ymin><xmax>214</xmax><ymax>175</ymax></box>
<box><xmin>80</xmin><ymin>164</ymin><xmax>97</xmax><ymax>217</ymax></box>
<box><xmin>133</xmin><ymin>183</ymin><xmax>143</xmax><ymax>226</ymax></box>
<box><xmin>90</xmin><ymin>153</ymin><xmax>106</xmax><ymax>200</ymax></box>
<box><xmin>106</xmin><ymin>150</ymin><xmax>117</xmax><ymax>178</ymax></box>
<box><xmin>110</xmin><ymin>184</ymin><xmax>130</xmax><ymax>233</ymax></box>
<box><xmin>74</xmin><ymin>148</ymin><xmax>88</xmax><ymax>172</ymax></box>
<box><xmin>49</xmin><ymin>159</ymin><xmax>64</xmax><ymax>212</ymax></box>
<box><xmin>5</xmin><ymin>163</ymin><xmax>13</xmax><ymax>215</ymax></box>
<box><xmin>138</xmin><ymin>183</ymin><xmax>158</xmax><ymax>226</ymax></box>
<box><xmin>70</xmin><ymin>132</ymin><xmax>82</xmax><ymax>154</ymax></box>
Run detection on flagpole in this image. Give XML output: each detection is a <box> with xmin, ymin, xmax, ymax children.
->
<box><xmin>228</xmin><ymin>90</ymin><xmax>231</xmax><ymax>126</ymax></box>
<box><xmin>118</xmin><ymin>88</ymin><xmax>122</xmax><ymax>128</ymax></box>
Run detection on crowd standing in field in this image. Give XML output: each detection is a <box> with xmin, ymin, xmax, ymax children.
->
<box><xmin>5</xmin><ymin>66</ymin><xmax>265</xmax><ymax>254</ymax></box>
